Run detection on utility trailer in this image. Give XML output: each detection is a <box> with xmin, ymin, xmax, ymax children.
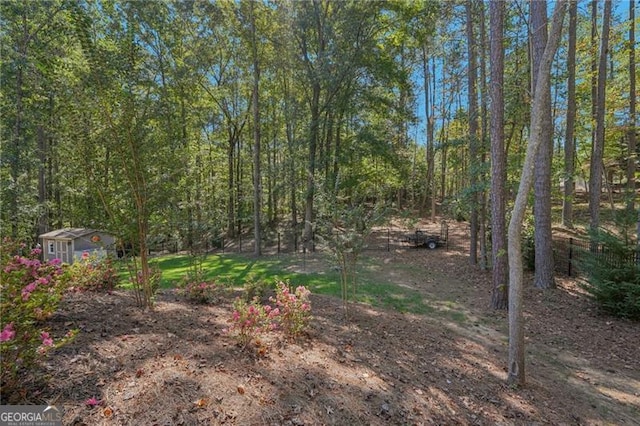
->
<box><xmin>402</xmin><ymin>222</ymin><xmax>448</xmax><ymax>250</ymax></box>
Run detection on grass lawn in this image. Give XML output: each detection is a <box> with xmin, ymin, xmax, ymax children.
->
<box><xmin>116</xmin><ymin>252</ymin><xmax>433</xmax><ymax>314</ymax></box>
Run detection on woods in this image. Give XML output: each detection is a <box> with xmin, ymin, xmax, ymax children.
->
<box><xmin>1</xmin><ymin>0</ymin><xmax>639</xmax><ymax>392</ymax></box>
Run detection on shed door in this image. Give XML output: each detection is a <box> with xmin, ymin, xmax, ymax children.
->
<box><xmin>56</xmin><ymin>240</ymin><xmax>71</xmax><ymax>264</ymax></box>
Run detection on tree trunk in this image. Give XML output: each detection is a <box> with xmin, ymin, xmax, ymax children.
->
<box><xmin>490</xmin><ymin>0</ymin><xmax>508</xmax><ymax>310</ymax></box>
<box><xmin>508</xmin><ymin>0</ymin><xmax>567</xmax><ymax>387</ymax></box>
<box><xmin>479</xmin><ymin>0</ymin><xmax>488</xmax><ymax>269</ymax></box>
<box><xmin>304</xmin><ymin>81</ymin><xmax>320</xmax><ymax>249</ymax></box>
<box><xmin>423</xmin><ymin>44</ymin><xmax>436</xmax><ymax>222</ymax></box>
<box><xmin>627</xmin><ymin>1</ymin><xmax>636</xmax><ymax>215</ymax></box>
<box><xmin>589</xmin><ymin>0</ymin><xmax>612</xmax><ymax>234</ymax></box>
<box><xmin>250</xmin><ymin>1</ymin><xmax>262</xmax><ymax>256</ymax></box>
<box><xmin>466</xmin><ymin>0</ymin><xmax>479</xmax><ymax>265</ymax></box>
<box><xmin>531</xmin><ymin>0</ymin><xmax>556</xmax><ymax>289</ymax></box>
<box><xmin>562</xmin><ymin>0</ymin><xmax>577</xmax><ymax>229</ymax></box>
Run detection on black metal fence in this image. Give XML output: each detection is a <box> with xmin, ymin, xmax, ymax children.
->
<box><xmin>554</xmin><ymin>236</ymin><xmax>640</xmax><ymax>277</ymax></box>
<box><xmin>148</xmin><ymin>227</ymin><xmax>456</xmax><ymax>256</ymax></box>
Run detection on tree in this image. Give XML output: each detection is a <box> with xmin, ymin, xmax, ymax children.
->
<box><xmin>589</xmin><ymin>0</ymin><xmax>612</xmax><ymax>234</ymax></box>
<box><xmin>489</xmin><ymin>0</ymin><xmax>508</xmax><ymax>310</ymax></box>
<box><xmin>562</xmin><ymin>0</ymin><xmax>577</xmax><ymax>229</ymax></box>
<box><xmin>466</xmin><ymin>0</ymin><xmax>479</xmax><ymax>265</ymax></box>
<box><xmin>626</xmin><ymin>1</ymin><xmax>636</xmax><ymax>219</ymax></box>
<box><xmin>507</xmin><ymin>0</ymin><xmax>567</xmax><ymax>387</ymax></box>
<box><xmin>246</xmin><ymin>0</ymin><xmax>262</xmax><ymax>256</ymax></box>
<box><xmin>531</xmin><ymin>0</ymin><xmax>555</xmax><ymax>290</ymax></box>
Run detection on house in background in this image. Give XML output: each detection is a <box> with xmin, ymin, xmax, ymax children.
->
<box><xmin>39</xmin><ymin>228</ymin><xmax>116</xmax><ymax>264</ymax></box>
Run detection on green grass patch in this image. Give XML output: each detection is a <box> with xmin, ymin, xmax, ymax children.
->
<box><xmin>114</xmin><ymin>253</ymin><xmax>465</xmax><ymax>318</ymax></box>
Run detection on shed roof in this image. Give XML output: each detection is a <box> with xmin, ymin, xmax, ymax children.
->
<box><xmin>39</xmin><ymin>228</ymin><xmax>106</xmax><ymax>241</ymax></box>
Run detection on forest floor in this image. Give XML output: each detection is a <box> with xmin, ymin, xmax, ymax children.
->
<box><xmin>8</xmin><ymin>219</ymin><xmax>640</xmax><ymax>425</ymax></box>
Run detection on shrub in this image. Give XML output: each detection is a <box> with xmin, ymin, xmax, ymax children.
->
<box><xmin>579</xmin><ymin>230</ymin><xmax>640</xmax><ymax>320</ymax></box>
<box><xmin>66</xmin><ymin>251</ymin><xmax>118</xmax><ymax>292</ymax></box>
<box><xmin>225</xmin><ymin>297</ymin><xmax>277</xmax><ymax>348</ymax></box>
<box><xmin>179</xmin><ymin>278</ymin><xmax>225</xmax><ymax>304</ymax></box>
<box><xmin>243</xmin><ymin>274</ymin><xmax>272</xmax><ymax>302</ymax></box>
<box><xmin>0</xmin><ymin>238</ymin><xmax>77</xmax><ymax>388</ymax></box>
<box><xmin>270</xmin><ymin>282</ymin><xmax>312</xmax><ymax>338</ymax></box>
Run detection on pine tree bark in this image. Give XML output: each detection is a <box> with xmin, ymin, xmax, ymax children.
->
<box><xmin>531</xmin><ymin>0</ymin><xmax>555</xmax><ymax>289</ymax></box>
<box><xmin>508</xmin><ymin>0</ymin><xmax>567</xmax><ymax>387</ymax></box>
<box><xmin>489</xmin><ymin>0</ymin><xmax>508</xmax><ymax>310</ymax></box>
<box><xmin>626</xmin><ymin>1</ymin><xmax>636</xmax><ymax>214</ymax></box>
<box><xmin>466</xmin><ymin>0</ymin><xmax>479</xmax><ymax>265</ymax></box>
<box><xmin>562</xmin><ymin>0</ymin><xmax>577</xmax><ymax>229</ymax></box>
<box><xmin>589</xmin><ymin>0</ymin><xmax>612</xmax><ymax>234</ymax></box>
<box><xmin>249</xmin><ymin>0</ymin><xmax>262</xmax><ymax>256</ymax></box>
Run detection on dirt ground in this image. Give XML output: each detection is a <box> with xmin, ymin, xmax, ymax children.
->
<box><xmin>7</xmin><ymin>220</ymin><xmax>640</xmax><ymax>425</ymax></box>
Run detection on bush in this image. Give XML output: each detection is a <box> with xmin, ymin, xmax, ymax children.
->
<box><xmin>579</xmin><ymin>230</ymin><xmax>640</xmax><ymax>320</ymax></box>
<box><xmin>66</xmin><ymin>251</ymin><xmax>118</xmax><ymax>292</ymax></box>
<box><xmin>225</xmin><ymin>281</ymin><xmax>312</xmax><ymax>349</ymax></box>
<box><xmin>0</xmin><ymin>238</ymin><xmax>77</xmax><ymax>388</ymax></box>
<box><xmin>270</xmin><ymin>281</ymin><xmax>312</xmax><ymax>338</ymax></box>
<box><xmin>225</xmin><ymin>297</ymin><xmax>277</xmax><ymax>348</ymax></box>
<box><xmin>243</xmin><ymin>274</ymin><xmax>272</xmax><ymax>302</ymax></box>
<box><xmin>179</xmin><ymin>278</ymin><xmax>225</xmax><ymax>304</ymax></box>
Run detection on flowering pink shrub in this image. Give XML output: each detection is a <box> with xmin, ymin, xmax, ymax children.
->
<box><xmin>66</xmin><ymin>252</ymin><xmax>118</xmax><ymax>292</ymax></box>
<box><xmin>225</xmin><ymin>281</ymin><xmax>312</xmax><ymax>350</ymax></box>
<box><xmin>270</xmin><ymin>282</ymin><xmax>312</xmax><ymax>338</ymax></box>
<box><xmin>225</xmin><ymin>297</ymin><xmax>277</xmax><ymax>348</ymax></box>
<box><xmin>179</xmin><ymin>280</ymin><xmax>225</xmax><ymax>304</ymax></box>
<box><xmin>0</xmin><ymin>238</ymin><xmax>77</xmax><ymax>388</ymax></box>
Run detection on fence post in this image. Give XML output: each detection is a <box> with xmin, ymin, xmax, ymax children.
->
<box><xmin>568</xmin><ymin>237</ymin><xmax>573</xmax><ymax>277</ymax></box>
<box><xmin>385</xmin><ymin>228</ymin><xmax>389</xmax><ymax>251</ymax></box>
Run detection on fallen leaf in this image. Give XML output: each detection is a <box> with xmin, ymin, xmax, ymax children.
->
<box><xmin>135</xmin><ymin>368</ymin><xmax>144</xmax><ymax>378</ymax></box>
<box><xmin>103</xmin><ymin>407</ymin><xmax>113</xmax><ymax>418</ymax></box>
<box><xmin>194</xmin><ymin>398</ymin><xmax>208</xmax><ymax>408</ymax></box>
<box><xmin>237</xmin><ymin>385</ymin><xmax>245</xmax><ymax>395</ymax></box>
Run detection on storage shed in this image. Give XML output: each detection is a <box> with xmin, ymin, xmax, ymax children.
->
<box><xmin>39</xmin><ymin>228</ymin><xmax>116</xmax><ymax>264</ymax></box>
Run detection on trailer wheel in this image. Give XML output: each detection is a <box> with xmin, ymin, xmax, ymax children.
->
<box><xmin>426</xmin><ymin>240</ymin><xmax>437</xmax><ymax>250</ymax></box>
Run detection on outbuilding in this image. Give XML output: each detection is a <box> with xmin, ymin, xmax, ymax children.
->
<box><xmin>39</xmin><ymin>228</ymin><xmax>116</xmax><ymax>264</ymax></box>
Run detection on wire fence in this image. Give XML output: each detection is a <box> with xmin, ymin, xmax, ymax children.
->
<box><xmin>147</xmin><ymin>226</ymin><xmax>638</xmax><ymax>280</ymax></box>
<box><xmin>148</xmin><ymin>225</ymin><xmax>457</xmax><ymax>256</ymax></box>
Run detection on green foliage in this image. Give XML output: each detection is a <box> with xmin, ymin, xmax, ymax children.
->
<box><xmin>579</xmin><ymin>229</ymin><xmax>640</xmax><ymax>320</ymax></box>
<box><xmin>316</xmin><ymin>187</ymin><xmax>388</xmax><ymax>319</ymax></box>
<box><xmin>0</xmin><ymin>238</ymin><xmax>77</xmax><ymax>389</ymax></box>
<box><xmin>66</xmin><ymin>252</ymin><xmax>118</xmax><ymax>292</ymax></box>
<box><xmin>243</xmin><ymin>273</ymin><xmax>272</xmax><ymax>302</ymax></box>
<box><xmin>522</xmin><ymin>215</ymin><xmax>536</xmax><ymax>271</ymax></box>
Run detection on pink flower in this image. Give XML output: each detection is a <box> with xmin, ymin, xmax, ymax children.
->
<box><xmin>85</xmin><ymin>397</ymin><xmax>102</xmax><ymax>407</ymax></box>
<box><xmin>301</xmin><ymin>303</ymin><xmax>310</xmax><ymax>311</ymax></box>
<box><xmin>81</xmin><ymin>251</ymin><xmax>89</xmax><ymax>260</ymax></box>
<box><xmin>269</xmin><ymin>308</ymin><xmax>280</xmax><ymax>318</ymax></box>
<box><xmin>22</xmin><ymin>282</ymin><xmax>37</xmax><ymax>301</ymax></box>
<box><xmin>41</xmin><ymin>331</ymin><xmax>54</xmax><ymax>346</ymax></box>
<box><xmin>50</xmin><ymin>258</ymin><xmax>61</xmax><ymax>266</ymax></box>
<box><xmin>232</xmin><ymin>311</ymin><xmax>240</xmax><ymax>321</ymax></box>
<box><xmin>0</xmin><ymin>323</ymin><xmax>16</xmax><ymax>342</ymax></box>
<box><xmin>31</xmin><ymin>247</ymin><xmax>42</xmax><ymax>256</ymax></box>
